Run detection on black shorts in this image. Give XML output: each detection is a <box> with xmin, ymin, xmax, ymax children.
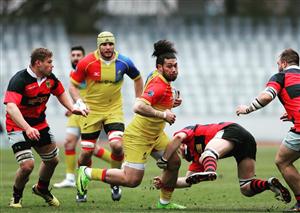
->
<box><xmin>81</xmin><ymin>122</ymin><xmax>125</xmax><ymax>140</ymax></box>
<box><xmin>221</xmin><ymin>123</ymin><xmax>257</xmax><ymax>163</ymax></box>
<box><xmin>9</xmin><ymin>127</ymin><xmax>55</xmax><ymax>154</ymax></box>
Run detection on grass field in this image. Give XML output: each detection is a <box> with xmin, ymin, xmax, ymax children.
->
<box><xmin>0</xmin><ymin>144</ymin><xmax>299</xmax><ymax>213</ymax></box>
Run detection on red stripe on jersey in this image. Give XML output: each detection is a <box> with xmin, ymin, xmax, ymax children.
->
<box><xmin>267</xmin><ymin>68</ymin><xmax>300</xmax><ymax>132</ymax></box>
<box><xmin>4</xmin><ymin>69</ymin><xmax>65</xmax><ymax>132</ymax></box>
<box><xmin>4</xmin><ymin>91</ymin><xmax>22</xmax><ymax>105</ymax></box>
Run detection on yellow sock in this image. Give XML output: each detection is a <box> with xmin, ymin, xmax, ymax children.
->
<box><xmin>65</xmin><ymin>151</ymin><xmax>76</xmax><ymax>174</ymax></box>
<box><xmin>160</xmin><ymin>187</ymin><xmax>174</xmax><ymax>203</ymax></box>
<box><xmin>91</xmin><ymin>168</ymin><xmax>106</xmax><ymax>181</ymax></box>
<box><xmin>94</xmin><ymin>147</ymin><xmax>111</xmax><ymax>163</ymax></box>
<box><xmin>110</xmin><ymin>153</ymin><xmax>124</xmax><ymax>169</ymax></box>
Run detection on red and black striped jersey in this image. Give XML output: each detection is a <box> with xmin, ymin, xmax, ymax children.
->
<box><xmin>4</xmin><ymin>68</ymin><xmax>64</xmax><ymax>132</ymax></box>
<box><xmin>266</xmin><ymin>65</ymin><xmax>300</xmax><ymax>132</ymax></box>
<box><xmin>174</xmin><ymin>122</ymin><xmax>233</xmax><ymax>163</ymax></box>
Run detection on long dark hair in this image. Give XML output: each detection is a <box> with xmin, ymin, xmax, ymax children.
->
<box><xmin>152</xmin><ymin>40</ymin><xmax>177</xmax><ymax>67</ymax></box>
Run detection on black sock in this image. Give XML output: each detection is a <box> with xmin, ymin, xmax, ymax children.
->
<box><xmin>13</xmin><ymin>186</ymin><xmax>24</xmax><ymax>202</ymax></box>
<box><xmin>37</xmin><ymin>179</ymin><xmax>50</xmax><ymax>193</ymax></box>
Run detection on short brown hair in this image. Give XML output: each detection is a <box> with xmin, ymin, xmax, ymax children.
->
<box><xmin>30</xmin><ymin>48</ymin><xmax>53</xmax><ymax>66</ymax></box>
<box><xmin>280</xmin><ymin>48</ymin><xmax>299</xmax><ymax>66</ymax></box>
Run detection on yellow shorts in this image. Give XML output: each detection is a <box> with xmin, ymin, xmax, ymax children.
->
<box><xmin>66</xmin><ymin>114</ymin><xmax>81</xmax><ymax>128</ymax></box>
<box><xmin>80</xmin><ymin>111</ymin><xmax>124</xmax><ymax>134</ymax></box>
<box><xmin>123</xmin><ymin>131</ymin><xmax>170</xmax><ymax>164</ymax></box>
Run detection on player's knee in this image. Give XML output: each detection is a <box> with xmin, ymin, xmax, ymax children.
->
<box><xmin>108</xmin><ymin>131</ymin><xmax>123</xmax><ymax>148</ymax></box>
<box><xmin>81</xmin><ymin>149</ymin><xmax>94</xmax><ymax>156</ymax></box>
<box><xmin>80</xmin><ymin>147</ymin><xmax>94</xmax><ymax>160</ymax></box>
<box><xmin>110</xmin><ymin>141</ymin><xmax>123</xmax><ymax>155</ymax></box>
<box><xmin>274</xmin><ymin>155</ymin><xmax>287</xmax><ymax>172</ymax></box>
<box><xmin>64</xmin><ymin>137</ymin><xmax>77</xmax><ymax>150</ymax></box>
<box><xmin>20</xmin><ymin>160</ymin><xmax>34</xmax><ymax>175</ymax></box>
<box><xmin>126</xmin><ymin>176</ymin><xmax>142</xmax><ymax>187</ymax></box>
<box><xmin>200</xmin><ymin>148</ymin><xmax>219</xmax><ymax>164</ymax></box>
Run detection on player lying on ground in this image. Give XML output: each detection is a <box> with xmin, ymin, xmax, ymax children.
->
<box><xmin>154</xmin><ymin>122</ymin><xmax>291</xmax><ymax>204</ymax></box>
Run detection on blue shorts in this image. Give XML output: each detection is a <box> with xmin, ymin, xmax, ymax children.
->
<box><xmin>283</xmin><ymin>131</ymin><xmax>300</xmax><ymax>152</ymax></box>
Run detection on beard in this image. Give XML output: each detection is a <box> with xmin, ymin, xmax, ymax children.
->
<box><xmin>100</xmin><ymin>51</ymin><xmax>114</xmax><ymax>60</ymax></box>
<box><xmin>162</xmin><ymin>72</ymin><xmax>177</xmax><ymax>82</ymax></box>
<box><xmin>71</xmin><ymin>61</ymin><xmax>78</xmax><ymax>69</ymax></box>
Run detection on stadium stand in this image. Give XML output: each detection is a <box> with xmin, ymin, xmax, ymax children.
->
<box><xmin>1</xmin><ymin>19</ymin><xmax>71</xmax><ymax>116</ymax></box>
<box><xmin>1</xmin><ymin>16</ymin><xmax>300</xmax><ymax>142</ymax></box>
<box><xmin>98</xmin><ymin>16</ymin><xmax>300</xmax><ymax>116</ymax></box>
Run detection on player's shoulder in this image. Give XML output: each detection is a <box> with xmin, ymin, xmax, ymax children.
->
<box><xmin>78</xmin><ymin>52</ymin><xmax>97</xmax><ymax>65</ymax></box>
<box><xmin>10</xmin><ymin>69</ymin><xmax>28</xmax><ymax>82</ymax></box>
<box><xmin>269</xmin><ymin>71</ymin><xmax>285</xmax><ymax>81</ymax></box>
<box><xmin>147</xmin><ymin>74</ymin><xmax>167</xmax><ymax>88</ymax></box>
<box><xmin>117</xmin><ymin>53</ymin><xmax>134</xmax><ymax>65</ymax></box>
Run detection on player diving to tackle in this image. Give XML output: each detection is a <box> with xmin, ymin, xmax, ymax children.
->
<box><xmin>154</xmin><ymin>122</ymin><xmax>292</xmax><ymax>204</ymax></box>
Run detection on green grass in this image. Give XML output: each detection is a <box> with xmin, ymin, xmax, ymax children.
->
<box><xmin>0</xmin><ymin>145</ymin><xmax>299</xmax><ymax>212</ymax></box>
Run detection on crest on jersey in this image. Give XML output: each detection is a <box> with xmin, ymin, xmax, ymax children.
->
<box><xmin>147</xmin><ymin>90</ymin><xmax>154</xmax><ymax>97</ymax></box>
<box><xmin>46</xmin><ymin>80</ymin><xmax>51</xmax><ymax>88</ymax></box>
<box><xmin>195</xmin><ymin>143</ymin><xmax>203</xmax><ymax>154</ymax></box>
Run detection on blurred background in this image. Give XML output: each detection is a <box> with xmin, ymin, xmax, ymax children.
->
<box><xmin>1</xmin><ymin>0</ymin><xmax>300</xmax><ymax>146</ymax></box>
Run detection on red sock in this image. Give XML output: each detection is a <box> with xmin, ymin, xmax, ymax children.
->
<box><xmin>250</xmin><ymin>179</ymin><xmax>269</xmax><ymax>194</ymax></box>
<box><xmin>202</xmin><ymin>156</ymin><xmax>217</xmax><ymax>172</ymax></box>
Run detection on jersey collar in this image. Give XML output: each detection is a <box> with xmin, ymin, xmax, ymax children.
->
<box><xmin>285</xmin><ymin>65</ymin><xmax>300</xmax><ymax>70</ymax></box>
<box><xmin>95</xmin><ymin>50</ymin><xmax>118</xmax><ymax>64</ymax></box>
<box><xmin>26</xmin><ymin>66</ymin><xmax>47</xmax><ymax>86</ymax></box>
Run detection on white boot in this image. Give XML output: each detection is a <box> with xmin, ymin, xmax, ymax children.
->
<box><xmin>53</xmin><ymin>173</ymin><xmax>76</xmax><ymax>188</ymax></box>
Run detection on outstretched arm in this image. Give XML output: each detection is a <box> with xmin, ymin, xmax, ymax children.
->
<box><xmin>57</xmin><ymin>91</ymin><xmax>88</xmax><ymax>116</ymax></box>
<box><xmin>236</xmin><ymin>87</ymin><xmax>276</xmax><ymax>116</ymax></box>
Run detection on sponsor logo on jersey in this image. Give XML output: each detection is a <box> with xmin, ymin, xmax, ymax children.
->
<box><xmin>27</xmin><ymin>85</ymin><xmax>37</xmax><ymax>90</ymax></box>
<box><xmin>147</xmin><ymin>90</ymin><xmax>154</xmax><ymax>97</ymax></box>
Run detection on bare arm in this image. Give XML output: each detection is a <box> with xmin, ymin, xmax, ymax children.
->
<box><xmin>57</xmin><ymin>91</ymin><xmax>75</xmax><ymax>112</ymax></box>
<box><xmin>134</xmin><ymin>77</ymin><xmax>143</xmax><ymax>98</ymax></box>
<box><xmin>6</xmin><ymin>103</ymin><xmax>40</xmax><ymax>140</ymax></box>
<box><xmin>133</xmin><ymin>99</ymin><xmax>176</xmax><ymax>124</ymax></box>
<box><xmin>69</xmin><ymin>83</ymin><xmax>81</xmax><ymax>102</ymax></box>
<box><xmin>57</xmin><ymin>91</ymin><xmax>88</xmax><ymax>116</ymax></box>
<box><xmin>236</xmin><ymin>87</ymin><xmax>275</xmax><ymax>116</ymax></box>
<box><xmin>163</xmin><ymin>132</ymin><xmax>187</xmax><ymax>161</ymax></box>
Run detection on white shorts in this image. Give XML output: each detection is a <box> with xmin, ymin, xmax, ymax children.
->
<box><xmin>66</xmin><ymin>127</ymin><xmax>81</xmax><ymax>138</ymax></box>
<box><xmin>283</xmin><ymin>131</ymin><xmax>300</xmax><ymax>152</ymax></box>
